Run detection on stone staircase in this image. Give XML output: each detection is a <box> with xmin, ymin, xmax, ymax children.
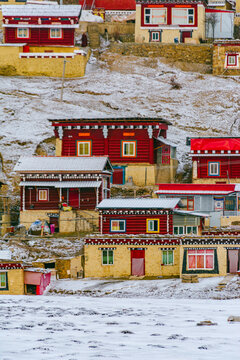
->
<box><xmin>215</xmin><ymin>274</ymin><xmax>235</xmax><ymax>291</ymax></box>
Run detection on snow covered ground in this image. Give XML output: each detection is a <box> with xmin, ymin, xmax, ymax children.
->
<box><xmin>1</xmin><ymin>295</ymin><xmax>240</xmax><ymax>360</ymax></box>
<box><xmin>0</xmin><ymin>54</ymin><xmax>240</xmax><ymax>181</ymax></box>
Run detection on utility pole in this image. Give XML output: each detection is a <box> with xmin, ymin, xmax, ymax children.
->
<box><xmin>60</xmin><ymin>59</ymin><xmax>67</xmax><ymax>102</ymax></box>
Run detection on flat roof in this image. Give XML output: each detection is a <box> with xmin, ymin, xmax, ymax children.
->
<box><xmin>49</xmin><ymin>117</ymin><xmax>172</xmax><ymax>125</ymax></box>
<box><xmin>156</xmin><ymin>183</ymin><xmax>236</xmax><ymax>195</ymax></box>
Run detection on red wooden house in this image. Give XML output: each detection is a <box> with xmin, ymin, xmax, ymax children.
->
<box><xmin>14</xmin><ymin>156</ymin><xmax>112</xmax><ymax>232</ymax></box>
<box><xmin>2</xmin><ymin>5</ymin><xmax>81</xmax><ymax>46</ymax></box>
<box><xmin>188</xmin><ymin>137</ymin><xmax>240</xmax><ymax>184</ymax></box>
<box><xmin>49</xmin><ymin>117</ymin><xmax>178</xmax><ymax>186</ymax></box>
<box><xmin>15</xmin><ymin>156</ymin><xmax>112</xmax><ymax>211</ymax></box>
<box><xmin>97</xmin><ymin>198</ymin><xmax>206</xmax><ymax>235</ymax></box>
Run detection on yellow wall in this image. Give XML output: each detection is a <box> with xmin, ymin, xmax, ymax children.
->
<box><xmin>236</xmin><ymin>0</ymin><xmax>240</xmax><ymax>13</ymax></box>
<box><xmin>135</xmin><ymin>4</ymin><xmax>205</xmax><ymax>44</ymax></box>
<box><xmin>221</xmin><ymin>216</ymin><xmax>240</xmax><ymax>227</ymax></box>
<box><xmin>55</xmin><ymin>138</ymin><xmax>62</xmax><ymax>157</ymax></box>
<box><xmin>20</xmin><ymin>210</ymin><xmax>59</xmax><ymax>230</ymax></box>
<box><xmin>0</xmin><ymin>269</ymin><xmax>25</xmax><ymax>295</ymax></box>
<box><xmin>84</xmin><ymin>244</ymin><xmax>180</xmax><ymax>278</ymax></box>
<box><xmin>193</xmin><ymin>178</ymin><xmax>240</xmax><ymax>184</ymax></box>
<box><xmin>0</xmin><ymin>45</ymin><xmax>90</xmax><ymax>77</ymax></box>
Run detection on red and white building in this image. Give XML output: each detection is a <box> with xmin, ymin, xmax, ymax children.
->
<box><xmin>188</xmin><ymin>137</ymin><xmax>240</xmax><ymax>184</ymax></box>
<box><xmin>2</xmin><ymin>5</ymin><xmax>81</xmax><ymax>46</ymax></box>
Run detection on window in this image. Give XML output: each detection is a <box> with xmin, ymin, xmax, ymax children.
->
<box><xmin>38</xmin><ymin>189</ymin><xmax>48</xmax><ymax>201</ymax></box>
<box><xmin>208</xmin><ymin>162</ymin><xmax>220</xmax><ymax>176</ymax></box>
<box><xmin>162</xmin><ymin>250</ymin><xmax>174</xmax><ymax>265</ymax></box>
<box><xmin>102</xmin><ymin>178</ymin><xmax>108</xmax><ymax>199</ymax></box>
<box><xmin>225</xmin><ymin>196</ymin><xmax>236</xmax><ymax>211</ymax></box>
<box><xmin>110</xmin><ymin>220</ymin><xmax>126</xmax><ymax>232</ymax></box>
<box><xmin>0</xmin><ymin>272</ymin><xmax>7</xmax><ymax>289</ymax></box>
<box><xmin>151</xmin><ymin>31</ymin><xmax>160</xmax><ymax>42</ymax></box>
<box><xmin>50</xmin><ymin>28</ymin><xmax>62</xmax><ymax>39</ymax></box>
<box><xmin>174</xmin><ymin>226</ymin><xmax>197</xmax><ymax>235</ymax></box>
<box><xmin>172</xmin><ymin>8</ymin><xmax>194</xmax><ymax>25</ymax></box>
<box><xmin>17</xmin><ymin>28</ymin><xmax>29</xmax><ymax>38</ymax></box>
<box><xmin>144</xmin><ymin>8</ymin><xmax>167</xmax><ymax>25</ymax></box>
<box><xmin>227</xmin><ymin>54</ymin><xmax>238</xmax><ymax>67</ymax></box>
<box><xmin>122</xmin><ymin>141</ymin><xmax>136</xmax><ymax>157</ymax></box>
<box><xmin>146</xmin><ymin>219</ymin><xmax>159</xmax><ymax>233</ymax></box>
<box><xmin>180</xmin><ymin>197</ymin><xmax>194</xmax><ymax>210</ymax></box>
<box><xmin>188</xmin><ymin>249</ymin><xmax>214</xmax><ymax>270</ymax></box>
<box><xmin>102</xmin><ymin>249</ymin><xmax>114</xmax><ymax>265</ymax></box>
<box><xmin>77</xmin><ymin>141</ymin><xmax>91</xmax><ymax>156</ymax></box>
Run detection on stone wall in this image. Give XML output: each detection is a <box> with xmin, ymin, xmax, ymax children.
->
<box><xmin>109</xmin><ymin>42</ymin><xmax>213</xmax><ymax>66</ymax></box>
<box><xmin>213</xmin><ymin>43</ymin><xmax>240</xmax><ymax>76</ymax></box>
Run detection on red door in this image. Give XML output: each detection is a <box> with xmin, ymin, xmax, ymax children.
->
<box><xmin>131</xmin><ymin>249</ymin><xmax>145</xmax><ymax>276</ymax></box>
<box><xmin>228</xmin><ymin>250</ymin><xmax>239</xmax><ymax>273</ymax></box>
<box><xmin>112</xmin><ymin>168</ymin><xmax>124</xmax><ymax>185</ymax></box>
<box><xmin>182</xmin><ymin>31</ymin><xmax>191</xmax><ymax>43</ymax></box>
<box><xmin>69</xmin><ymin>189</ymin><xmax>79</xmax><ymax>208</ymax></box>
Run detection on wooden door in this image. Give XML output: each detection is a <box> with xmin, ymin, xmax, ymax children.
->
<box><xmin>131</xmin><ymin>249</ymin><xmax>145</xmax><ymax>276</ymax></box>
<box><xmin>69</xmin><ymin>189</ymin><xmax>79</xmax><ymax>208</ymax></box>
<box><xmin>182</xmin><ymin>31</ymin><xmax>191</xmax><ymax>43</ymax></box>
<box><xmin>228</xmin><ymin>250</ymin><xmax>239</xmax><ymax>273</ymax></box>
<box><xmin>112</xmin><ymin>168</ymin><xmax>124</xmax><ymax>185</ymax></box>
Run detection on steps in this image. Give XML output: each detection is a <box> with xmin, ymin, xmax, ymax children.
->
<box><xmin>215</xmin><ymin>274</ymin><xmax>234</xmax><ymax>291</ymax></box>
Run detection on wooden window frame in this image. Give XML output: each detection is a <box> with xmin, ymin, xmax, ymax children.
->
<box><xmin>162</xmin><ymin>250</ymin><xmax>174</xmax><ymax>265</ymax></box>
<box><xmin>151</xmin><ymin>31</ymin><xmax>160</xmax><ymax>42</ymax></box>
<box><xmin>187</xmin><ymin>197</ymin><xmax>194</xmax><ymax>211</ymax></box>
<box><xmin>49</xmin><ymin>28</ymin><xmax>63</xmax><ymax>39</ymax></box>
<box><xmin>110</xmin><ymin>219</ymin><xmax>126</xmax><ymax>233</ymax></box>
<box><xmin>102</xmin><ymin>249</ymin><xmax>114</xmax><ymax>265</ymax></box>
<box><xmin>38</xmin><ymin>189</ymin><xmax>49</xmax><ymax>202</ymax></box>
<box><xmin>144</xmin><ymin>7</ymin><xmax>167</xmax><ymax>25</ymax></box>
<box><xmin>16</xmin><ymin>28</ymin><xmax>30</xmax><ymax>39</ymax></box>
<box><xmin>187</xmin><ymin>249</ymin><xmax>214</xmax><ymax>270</ymax></box>
<box><xmin>146</xmin><ymin>218</ymin><xmax>159</xmax><ymax>233</ymax></box>
<box><xmin>227</xmin><ymin>54</ymin><xmax>238</xmax><ymax>67</ymax></box>
<box><xmin>0</xmin><ymin>272</ymin><xmax>7</xmax><ymax>289</ymax></box>
<box><xmin>76</xmin><ymin>140</ymin><xmax>92</xmax><ymax>157</ymax></box>
<box><xmin>208</xmin><ymin>161</ymin><xmax>220</xmax><ymax>177</ymax></box>
<box><xmin>171</xmin><ymin>8</ymin><xmax>195</xmax><ymax>25</ymax></box>
<box><xmin>121</xmin><ymin>141</ymin><xmax>137</xmax><ymax>158</ymax></box>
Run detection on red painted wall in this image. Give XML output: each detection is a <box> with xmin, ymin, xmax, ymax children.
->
<box><xmin>101</xmin><ymin>213</ymin><xmax>173</xmax><ymax>235</ymax></box>
<box><xmin>193</xmin><ymin>156</ymin><xmax>240</xmax><ymax>179</ymax></box>
<box><xmin>61</xmin><ymin>128</ymin><xmax>159</xmax><ymax>164</ymax></box>
<box><xmin>5</xmin><ymin>28</ymin><xmax>75</xmax><ymax>46</ymax></box>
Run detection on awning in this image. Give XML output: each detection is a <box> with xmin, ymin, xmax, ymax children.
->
<box><xmin>20</xmin><ymin>181</ymin><xmax>102</xmax><ymax>188</ymax></box>
<box><xmin>174</xmin><ymin>209</ymin><xmax>209</xmax><ymax>218</ymax></box>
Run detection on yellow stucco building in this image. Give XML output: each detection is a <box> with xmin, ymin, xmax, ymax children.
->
<box><xmin>135</xmin><ymin>0</ymin><xmax>206</xmax><ymax>44</ymax></box>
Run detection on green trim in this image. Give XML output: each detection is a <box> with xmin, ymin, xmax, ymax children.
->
<box><xmin>0</xmin><ymin>272</ymin><xmax>9</xmax><ymax>291</ymax></box>
<box><xmin>182</xmin><ymin>249</ymin><xmax>219</xmax><ymax>274</ymax></box>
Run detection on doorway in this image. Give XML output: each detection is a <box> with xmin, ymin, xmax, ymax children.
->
<box><xmin>69</xmin><ymin>189</ymin><xmax>79</xmax><ymax>208</ymax></box>
<box><xmin>228</xmin><ymin>249</ymin><xmax>240</xmax><ymax>273</ymax></box>
<box><xmin>181</xmin><ymin>31</ymin><xmax>191</xmax><ymax>43</ymax></box>
<box><xmin>131</xmin><ymin>249</ymin><xmax>145</xmax><ymax>276</ymax></box>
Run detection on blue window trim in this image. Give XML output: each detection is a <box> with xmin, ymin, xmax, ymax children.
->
<box><xmin>110</xmin><ymin>219</ymin><xmax>126</xmax><ymax>233</ymax></box>
<box><xmin>111</xmin><ymin>166</ymin><xmax>126</xmax><ymax>185</ymax></box>
<box><xmin>208</xmin><ymin>161</ymin><xmax>220</xmax><ymax>177</ymax></box>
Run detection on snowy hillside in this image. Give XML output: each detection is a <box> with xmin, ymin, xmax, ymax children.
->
<box><xmin>0</xmin><ymin>53</ymin><xmax>240</xmax><ymax>185</ymax></box>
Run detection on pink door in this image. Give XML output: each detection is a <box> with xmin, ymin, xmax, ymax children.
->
<box><xmin>131</xmin><ymin>249</ymin><xmax>145</xmax><ymax>276</ymax></box>
<box><xmin>228</xmin><ymin>250</ymin><xmax>239</xmax><ymax>273</ymax></box>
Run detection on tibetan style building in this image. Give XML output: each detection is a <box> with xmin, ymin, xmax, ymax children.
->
<box><xmin>49</xmin><ymin>117</ymin><xmax>178</xmax><ymax>186</ymax></box>
<box><xmin>135</xmin><ymin>0</ymin><xmax>206</xmax><ymax>44</ymax></box>
<box><xmin>188</xmin><ymin>137</ymin><xmax>240</xmax><ymax>183</ymax></box>
<box><xmin>14</xmin><ymin>156</ymin><xmax>112</xmax><ymax>233</ymax></box>
<box><xmin>2</xmin><ymin>5</ymin><xmax>81</xmax><ymax>46</ymax></box>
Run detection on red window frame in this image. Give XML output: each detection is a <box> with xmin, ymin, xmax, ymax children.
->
<box><xmin>187</xmin><ymin>197</ymin><xmax>194</xmax><ymax>210</ymax></box>
<box><xmin>227</xmin><ymin>54</ymin><xmax>237</xmax><ymax>67</ymax></box>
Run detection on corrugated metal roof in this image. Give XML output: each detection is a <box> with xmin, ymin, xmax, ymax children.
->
<box><xmin>190</xmin><ymin>138</ymin><xmax>240</xmax><ymax>151</ymax></box>
<box><xmin>14</xmin><ymin>156</ymin><xmax>112</xmax><ymax>172</ymax></box>
<box><xmin>19</xmin><ymin>181</ymin><xmax>101</xmax><ymax>188</ymax></box>
<box><xmin>174</xmin><ymin>210</ymin><xmax>209</xmax><ymax>218</ymax></box>
<box><xmin>2</xmin><ymin>5</ymin><xmax>81</xmax><ymax>17</ymax></box>
<box><xmin>97</xmin><ymin>198</ymin><xmax>180</xmax><ymax>209</ymax></box>
<box><xmin>156</xmin><ymin>136</ymin><xmax>177</xmax><ymax>147</ymax></box>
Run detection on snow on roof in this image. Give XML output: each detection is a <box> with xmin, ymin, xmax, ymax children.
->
<box><xmin>49</xmin><ymin>117</ymin><xmax>171</xmax><ymax>125</ymax></box>
<box><xmin>156</xmin><ymin>183</ymin><xmax>236</xmax><ymax>195</ymax></box>
<box><xmin>97</xmin><ymin>198</ymin><xmax>180</xmax><ymax>209</ymax></box>
<box><xmin>80</xmin><ymin>10</ymin><xmax>104</xmax><ymax>23</ymax></box>
<box><xmin>14</xmin><ymin>156</ymin><xmax>112</xmax><ymax>173</ymax></box>
<box><xmin>24</xmin><ymin>267</ymin><xmax>51</xmax><ymax>274</ymax></box>
<box><xmin>190</xmin><ymin>138</ymin><xmax>240</xmax><ymax>151</ymax></box>
<box><xmin>2</xmin><ymin>5</ymin><xmax>82</xmax><ymax>17</ymax></box>
<box><xmin>156</xmin><ymin>136</ymin><xmax>177</xmax><ymax>147</ymax></box>
<box><xmin>0</xmin><ymin>250</ymin><xmax>12</xmax><ymax>260</ymax></box>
